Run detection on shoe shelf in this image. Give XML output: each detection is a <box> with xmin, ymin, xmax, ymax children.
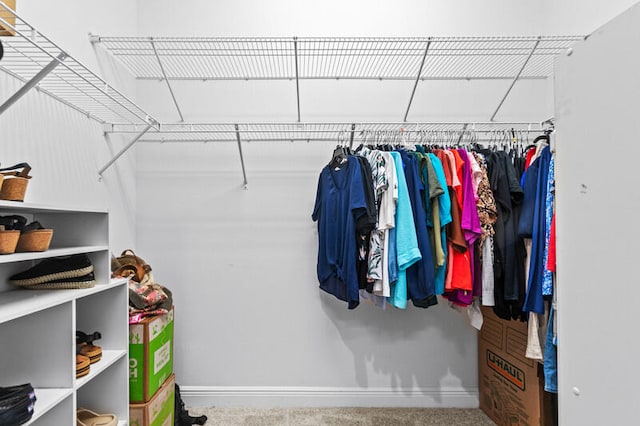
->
<box><xmin>75</xmin><ymin>350</ymin><xmax>128</xmax><ymax>390</ymax></box>
<box><xmin>0</xmin><ymin>278</ymin><xmax>125</xmax><ymax>325</ymax></box>
<box><xmin>0</xmin><ymin>204</ymin><xmax>129</xmax><ymax>425</ymax></box>
<box><xmin>25</xmin><ymin>388</ymin><xmax>74</xmax><ymax>425</ymax></box>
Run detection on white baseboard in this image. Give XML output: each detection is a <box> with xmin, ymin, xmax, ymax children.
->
<box><xmin>181</xmin><ymin>386</ymin><xmax>479</xmax><ymax>408</ymax></box>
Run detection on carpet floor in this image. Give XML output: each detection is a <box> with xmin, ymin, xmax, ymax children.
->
<box><xmin>186</xmin><ymin>407</ymin><xmax>496</xmax><ymax>425</ymax></box>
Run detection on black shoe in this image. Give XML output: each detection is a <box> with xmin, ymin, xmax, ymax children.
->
<box><xmin>10</xmin><ymin>254</ymin><xmax>93</xmax><ymax>286</ymax></box>
<box><xmin>23</xmin><ymin>272</ymin><xmax>96</xmax><ymax>290</ymax></box>
<box><xmin>0</xmin><ymin>384</ymin><xmax>35</xmax><ymax>404</ymax></box>
<box><xmin>0</xmin><ymin>384</ymin><xmax>36</xmax><ymax>426</ymax></box>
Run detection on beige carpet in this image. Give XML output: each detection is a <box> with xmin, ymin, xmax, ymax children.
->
<box><xmin>186</xmin><ymin>407</ymin><xmax>496</xmax><ymax>425</ymax></box>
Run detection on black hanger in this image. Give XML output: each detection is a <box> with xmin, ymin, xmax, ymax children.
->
<box><xmin>329</xmin><ymin>145</ymin><xmax>348</xmax><ymax>169</ymax></box>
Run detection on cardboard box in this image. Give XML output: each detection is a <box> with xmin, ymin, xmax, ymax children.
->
<box><xmin>130</xmin><ymin>374</ymin><xmax>175</xmax><ymax>426</ymax></box>
<box><xmin>478</xmin><ymin>306</ymin><xmax>554</xmax><ymax>426</ymax></box>
<box><xmin>0</xmin><ymin>0</ymin><xmax>16</xmax><ymax>36</ymax></box>
<box><xmin>130</xmin><ymin>307</ymin><xmax>174</xmax><ymax>403</ymax></box>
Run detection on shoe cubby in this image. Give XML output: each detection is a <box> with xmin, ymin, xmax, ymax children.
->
<box><xmin>77</xmin><ymin>356</ymin><xmax>128</xmax><ymax>425</ymax></box>
<box><xmin>29</xmin><ymin>394</ymin><xmax>74</xmax><ymax>426</ymax></box>
<box><xmin>0</xmin><ymin>201</ymin><xmax>128</xmax><ymax>425</ymax></box>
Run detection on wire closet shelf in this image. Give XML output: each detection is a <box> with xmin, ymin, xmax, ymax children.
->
<box><xmin>92</xmin><ymin>35</ymin><xmax>583</xmax><ymax>81</ymax></box>
<box><xmin>121</xmin><ymin>121</ymin><xmax>549</xmax><ymax>144</ymax></box>
<box><xmin>0</xmin><ymin>1</ymin><xmax>158</xmax><ymax>127</ymax></box>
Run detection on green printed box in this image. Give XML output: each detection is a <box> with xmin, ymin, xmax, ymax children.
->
<box><xmin>130</xmin><ymin>374</ymin><xmax>175</xmax><ymax>426</ymax></box>
<box><xmin>129</xmin><ymin>307</ymin><xmax>174</xmax><ymax>403</ymax></box>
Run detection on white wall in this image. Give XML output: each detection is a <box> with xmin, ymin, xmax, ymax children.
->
<box><xmin>7</xmin><ymin>0</ymin><xmax>638</xmax><ymax>411</ymax></box>
<box><xmin>135</xmin><ymin>0</ymin><xmax>640</xmax><ymax>409</ymax></box>
<box><xmin>3</xmin><ymin>0</ymin><xmax>140</xmax><ymax>250</ymax></box>
<box><xmin>133</xmin><ymin>0</ymin><xmax>555</xmax><ymax>408</ymax></box>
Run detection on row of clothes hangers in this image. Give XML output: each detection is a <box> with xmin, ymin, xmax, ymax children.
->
<box><xmin>330</xmin><ymin>128</ymin><xmax>552</xmax><ymax>167</ymax></box>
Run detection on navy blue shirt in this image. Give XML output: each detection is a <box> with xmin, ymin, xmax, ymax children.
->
<box><xmin>312</xmin><ymin>156</ymin><xmax>367</xmax><ymax>309</ymax></box>
<box><xmin>523</xmin><ymin>146</ymin><xmax>552</xmax><ymax>314</ymax></box>
<box><xmin>399</xmin><ymin>150</ymin><xmax>437</xmax><ymax>308</ymax></box>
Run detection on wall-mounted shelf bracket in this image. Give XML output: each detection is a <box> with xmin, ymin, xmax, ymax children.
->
<box><xmin>149</xmin><ymin>37</ymin><xmax>184</xmax><ymax>122</ymax></box>
<box><xmin>235</xmin><ymin>124</ymin><xmax>249</xmax><ymax>189</ymax></box>
<box><xmin>0</xmin><ymin>52</ymin><xmax>67</xmax><ymax>116</ymax></box>
<box><xmin>403</xmin><ymin>38</ymin><xmax>431</xmax><ymax>122</ymax></box>
<box><xmin>98</xmin><ymin>123</ymin><xmax>154</xmax><ymax>178</ymax></box>
<box><xmin>490</xmin><ymin>37</ymin><xmax>541</xmax><ymax>121</ymax></box>
<box><xmin>293</xmin><ymin>36</ymin><xmax>301</xmax><ymax>122</ymax></box>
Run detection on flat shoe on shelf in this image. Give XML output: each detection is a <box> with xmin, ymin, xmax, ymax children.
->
<box><xmin>23</xmin><ymin>272</ymin><xmax>96</xmax><ymax>290</ymax></box>
<box><xmin>76</xmin><ymin>408</ymin><xmax>117</xmax><ymax>426</ymax></box>
<box><xmin>9</xmin><ymin>254</ymin><xmax>93</xmax><ymax>286</ymax></box>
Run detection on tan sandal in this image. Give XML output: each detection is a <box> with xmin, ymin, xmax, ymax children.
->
<box><xmin>0</xmin><ymin>163</ymin><xmax>32</xmax><ymax>202</ymax></box>
<box><xmin>76</xmin><ymin>354</ymin><xmax>90</xmax><ymax>378</ymax></box>
<box><xmin>77</xmin><ymin>331</ymin><xmax>102</xmax><ymax>364</ymax></box>
<box><xmin>77</xmin><ymin>408</ymin><xmax>118</xmax><ymax>426</ymax></box>
<box><xmin>79</xmin><ymin>344</ymin><xmax>102</xmax><ymax>364</ymax></box>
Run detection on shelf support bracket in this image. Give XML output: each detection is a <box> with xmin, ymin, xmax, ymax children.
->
<box><xmin>235</xmin><ymin>124</ymin><xmax>249</xmax><ymax>189</ymax></box>
<box><xmin>490</xmin><ymin>37</ymin><xmax>541</xmax><ymax>121</ymax></box>
<box><xmin>0</xmin><ymin>52</ymin><xmax>68</xmax><ymax>116</ymax></box>
<box><xmin>403</xmin><ymin>38</ymin><xmax>431</xmax><ymax>122</ymax></box>
<box><xmin>293</xmin><ymin>37</ymin><xmax>301</xmax><ymax>122</ymax></box>
<box><xmin>349</xmin><ymin>123</ymin><xmax>356</xmax><ymax>150</ymax></box>
<box><xmin>98</xmin><ymin>124</ymin><xmax>153</xmax><ymax>177</ymax></box>
<box><xmin>150</xmin><ymin>37</ymin><xmax>184</xmax><ymax>122</ymax></box>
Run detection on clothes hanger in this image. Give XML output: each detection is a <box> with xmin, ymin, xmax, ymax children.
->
<box><xmin>329</xmin><ymin>131</ymin><xmax>348</xmax><ymax>168</ymax></box>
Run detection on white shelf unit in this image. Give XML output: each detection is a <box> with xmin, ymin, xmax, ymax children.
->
<box><xmin>0</xmin><ymin>202</ymin><xmax>128</xmax><ymax>425</ymax></box>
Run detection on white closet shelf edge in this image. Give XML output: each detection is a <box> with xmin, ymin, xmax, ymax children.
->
<box><xmin>0</xmin><ymin>277</ymin><xmax>126</xmax><ymax>325</ymax></box>
<box><xmin>0</xmin><ymin>245</ymin><xmax>109</xmax><ymax>264</ymax></box>
<box><xmin>74</xmin><ymin>350</ymin><xmax>127</xmax><ymax>390</ymax></box>
<box><xmin>25</xmin><ymin>388</ymin><xmax>74</xmax><ymax>426</ymax></box>
<box><xmin>0</xmin><ymin>201</ymin><xmax>107</xmax><ymax>214</ymax></box>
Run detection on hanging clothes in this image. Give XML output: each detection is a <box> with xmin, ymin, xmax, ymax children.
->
<box><xmin>354</xmin><ymin>156</ymin><xmax>378</xmax><ymax>290</ymax></box>
<box><xmin>480</xmin><ymin>149</ymin><xmax>526</xmax><ymax>320</ymax></box>
<box><xmin>427</xmin><ymin>153</ymin><xmax>452</xmax><ymax>296</ymax></box>
<box><xmin>387</xmin><ymin>151</ymin><xmax>421</xmax><ymax>309</ymax></box>
<box><xmin>400</xmin><ymin>150</ymin><xmax>437</xmax><ymax>308</ymax></box>
<box><xmin>444</xmin><ymin>149</ymin><xmax>474</xmax><ymax>306</ymax></box>
<box><xmin>312</xmin><ymin>156</ymin><xmax>367</xmax><ymax>309</ymax></box>
<box><xmin>522</xmin><ymin>146</ymin><xmax>552</xmax><ymax>314</ymax></box>
<box><xmin>473</xmin><ymin>152</ymin><xmax>498</xmax><ymax>306</ymax></box>
<box><xmin>356</xmin><ymin>148</ymin><xmax>388</xmax><ymax>291</ymax></box>
<box><xmin>312</xmin><ymin>132</ymin><xmax>552</xmax><ymax>317</ymax></box>
<box><xmin>378</xmin><ymin>151</ymin><xmax>398</xmax><ymax>298</ymax></box>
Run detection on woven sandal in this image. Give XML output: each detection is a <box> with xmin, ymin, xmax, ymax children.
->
<box><xmin>76</xmin><ymin>354</ymin><xmax>90</xmax><ymax>378</ymax></box>
<box><xmin>77</xmin><ymin>408</ymin><xmax>117</xmax><ymax>426</ymax></box>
